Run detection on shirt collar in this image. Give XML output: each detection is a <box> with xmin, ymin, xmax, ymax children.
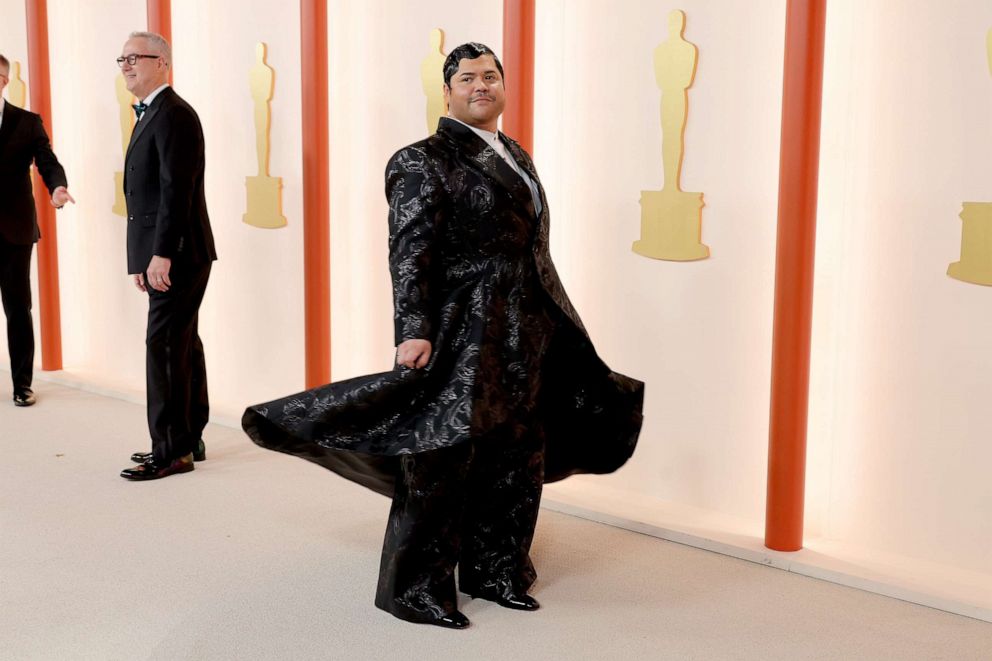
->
<box><xmin>447</xmin><ymin>116</ymin><xmax>502</xmax><ymax>148</ymax></box>
<box><xmin>0</xmin><ymin>97</ymin><xmax>5</xmax><ymax>115</ymax></box>
<box><xmin>141</xmin><ymin>83</ymin><xmax>170</xmax><ymax>107</ymax></box>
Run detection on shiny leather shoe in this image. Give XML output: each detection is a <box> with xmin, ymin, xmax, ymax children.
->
<box><xmin>468</xmin><ymin>591</ymin><xmax>540</xmax><ymax>611</ymax></box>
<box><xmin>130</xmin><ymin>439</ymin><xmax>205</xmax><ymax>464</ymax></box>
<box><xmin>13</xmin><ymin>388</ymin><xmax>36</xmax><ymax>407</ymax></box>
<box><xmin>429</xmin><ymin>611</ymin><xmax>470</xmax><ymax>629</ymax></box>
<box><xmin>120</xmin><ymin>454</ymin><xmax>194</xmax><ymax>481</ymax></box>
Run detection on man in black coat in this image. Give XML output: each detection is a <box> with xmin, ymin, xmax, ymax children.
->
<box><xmin>116</xmin><ymin>32</ymin><xmax>216</xmax><ymax>481</ymax></box>
<box><xmin>243</xmin><ymin>43</ymin><xmax>643</xmax><ymax>629</ymax></box>
<box><xmin>0</xmin><ymin>53</ymin><xmax>74</xmax><ymax>407</ymax></box>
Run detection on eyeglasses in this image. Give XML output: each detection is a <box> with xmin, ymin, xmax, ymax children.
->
<box><xmin>116</xmin><ymin>54</ymin><xmax>160</xmax><ymax>67</ymax></box>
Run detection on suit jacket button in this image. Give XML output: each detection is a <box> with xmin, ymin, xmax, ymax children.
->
<box><xmin>128</xmin><ymin>215</ymin><xmax>134</xmax><ymax>221</ymax></box>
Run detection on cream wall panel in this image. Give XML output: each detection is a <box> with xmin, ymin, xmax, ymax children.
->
<box><xmin>536</xmin><ymin>0</ymin><xmax>786</xmax><ymax>525</ymax></box>
<box><xmin>45</xmin><ymin>0</ymin><xmax>304</xmax><ymax>418</ymax></box>
<box><xmin>809</xmin><ymin>0</ymin><xmax>992</xmax><ymax>575</ymax></box>
<box><xmin>48</xmin><ymin>0</ymin><xmax>148</xmax><ymax>394</ymax></box>
<box><xmin>172</xmin><ymin>0</ymin><xmax>304</xmax><ymax>413</ymax></box>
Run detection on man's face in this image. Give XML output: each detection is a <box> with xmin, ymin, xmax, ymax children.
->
<box><xmin>120</xmin><ymin>37</ymin><xmax>167</xmax><ymax>99</ymax></box>
<box><xmin>443</xmin><ymin>54</ymin><xmax>506</xmax><ymax>132</ymax></box>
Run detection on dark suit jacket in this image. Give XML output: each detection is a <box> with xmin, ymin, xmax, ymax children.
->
<box><xmin>0</xmin><ymin>102</ymin><xmax>68</xmax><ymax>245</ymax></box>
<box><xmin>124</xmin><ymin>87</ymin><xmax>216</xmax><ymax>275</ymax></box>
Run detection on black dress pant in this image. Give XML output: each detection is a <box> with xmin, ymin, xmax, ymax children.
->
<box><xmin>146</xmin><ymin>262</ymin><xmax>210</xmax><ymax>463</ymax></box>
<box><xmin>375</xmin><ymin>430</ymin><xmax>544</xmax><ymax>622</ymax></box>
<box><xmin>0</xmin><ymin>237</ymin><xmax>34</xmax><ymax>392</ymax></box>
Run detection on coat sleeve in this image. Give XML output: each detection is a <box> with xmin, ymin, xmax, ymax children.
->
<box><xmin>30</xmin><ymin>115</ymin><xmax>68</xmax><ymax>195</ymax></box>
<box><xmin>153</xmin><ymin>105</ymin><xmax>202</xmax><ymax>258</ymax></box>
<box><xmin>385</xmin><ymin>146</ymin><xmax>445</xmax><ymax>346</ymax></box>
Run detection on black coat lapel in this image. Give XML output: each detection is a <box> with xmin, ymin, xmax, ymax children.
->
<box><xmin>437</xmin><ymin>118</ymin><xmax>536</xmax><ymax>219</ymax></box>
<box><xmin>501</xmin><ymin>135</ymin><xmax>548</xmax><ymax>220</ymax></box>
<box><xmin>125</xmin><ymin>88</ymin><xmax>171</xmax><ymax>160</ymax></box>
<box><xmin>0</xmin><ymin>103</ymin><xmax>23</xmax><ymax>155</ymax></box>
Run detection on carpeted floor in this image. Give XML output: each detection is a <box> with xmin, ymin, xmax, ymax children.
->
<box><xmin>1</xmin><ymin>379</ymin><xmax>990</xmax><ymax>660</ymax></box>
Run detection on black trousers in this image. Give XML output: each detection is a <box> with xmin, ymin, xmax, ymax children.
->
<box><xmin>0</xmin><ymin>237</ymin><xmax>34</xmax><ymax>392</ymax></box>
<box><xmin>375</xmin><ymin>431</ymin><xmax>544</xmax><ymax>623</ymax></box>
<box><xmin>145</xmin><ymin>263</ymin><xmax>211</xmax><ymax>463</ymax></box>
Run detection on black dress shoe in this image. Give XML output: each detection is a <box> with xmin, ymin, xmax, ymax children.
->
<box><xmin>13</xmin><ymin>388</ymin><xmax>36</xmax><ymax>407</ymax></box>
<box><xmin>468</xmin><ymin>591</ymin><xmax>540</xmax><ymax>611</ymax></box>
<box><xmin>429</xmin><ymin>611</ymin><xmax>470</xmax><ymax>629</ymax></box>
<box><xmin>130</xmin><ymin>439</ymin><xmax>205</xmax><ymax>464</ymax></box>
<box><xmin>120</xmin><ymin>454</ymin><xmax>194</xmax><ymax>481</ymax></box>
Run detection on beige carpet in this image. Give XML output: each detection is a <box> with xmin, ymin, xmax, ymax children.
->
<box><xmin>1</xmin><ymin>377</ymin><xmax>990</xmax><ymax>660</ymax></box>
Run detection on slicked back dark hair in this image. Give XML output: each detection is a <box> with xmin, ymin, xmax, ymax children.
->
<box><xmin>443</xmin><ymin>42</ymin><xmax>504</xmax><ymax>87</ymax></box>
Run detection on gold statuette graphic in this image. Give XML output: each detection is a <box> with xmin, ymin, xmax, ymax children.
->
<box><xmin>947</xmin><ymin>28</ymin><xmax>992</xmax><ymax>285</ymax></box>
<box><xmin>422</xmin><ymin>28</ymin><xmax>447</xmax><ymax>134</ymax></box>
<box><xmin>8</xmin><ymin>61</ymin><xmax>27</xmax><ymax>107</ymax></box>
<box><xmin>633</xmin><ymin>9</ymin><xmax>708</xmax><ymax>261</ymax></box>
<box><xmin>113</xmin><ymin>73</ymin><xmax>135</xmax><ymax>217</ymax></box>
<box><xmin>244</xmin><ymin>42</ymin><xmax>287</xmax><ymax>229</ymax></box>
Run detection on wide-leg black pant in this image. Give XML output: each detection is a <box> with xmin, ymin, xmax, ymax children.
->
<box><xmin>375</xmin><ymin>431</ymin><xmax>544</xmax><ymax>623</ymax></box>
<box><xmin>145</xmin><ymin>263</ymin><xmax>211</xmax><ymax>464</ymax></box>
<box><xmin>0</xmin><ymin>238</ymin><xmax>34</xmax><ymax>392</ymax></box>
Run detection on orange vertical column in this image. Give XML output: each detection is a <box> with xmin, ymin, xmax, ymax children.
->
<box><xmin>765</xmin><ymin>0</ymin><xmax>827</xmax><ymax>552</ymax></box>
<box><xmin>25</xmin><ymin>0</ymin><xmax>62</xmax><ymax>370</ymax></box>
<box><xmin>501</xmin><ymin>0</ymin><xmax>535</xmax><ymax>153</ymax></box>
<box><xmin>300</xmin><ymin>0</ymin><xmax>331</xmax><ymax>387</ymax></box>
<box><xmin>146</xmin><ymin>0</ymin><xmax>172</xmax><ymax>83</ymax></box>
<box><xmin>146</xmin><ymin>0</ymin><xmax>171</xmax><ymax>41</ymax></box>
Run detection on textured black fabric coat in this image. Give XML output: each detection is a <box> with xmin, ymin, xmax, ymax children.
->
<box><xmin>243</xmin><ymin>118</ymin><xmax>644</xmax><ymax>496</ymax></box>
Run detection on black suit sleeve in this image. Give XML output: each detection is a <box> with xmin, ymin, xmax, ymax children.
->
<box><xmin>385</xmin><ymin>147</ymin><xmax>445</xmax><ymax>346</ymax></box>
<box><xmin>30</xmin><ymin>115</ymin><xmax>68</xmax><ymax>195</ymax></box>
<box><xmin>153</xmin><ymin>105</ymin><xmax>201</xmax><ymax>258</ymax></box>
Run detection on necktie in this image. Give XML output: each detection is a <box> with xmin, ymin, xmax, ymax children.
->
<box><xmin>132</xmin><ymin>102</ymin><xmax>147</xmax><ymax>119</ymax></box>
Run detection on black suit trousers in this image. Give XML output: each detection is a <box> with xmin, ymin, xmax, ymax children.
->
<box><xmin>374</xmin><ymin>430</ymin><xmax>544</xmax><ymax>622</ymax></box>
<box><xmin>146</xmin><ymin>263</ymin><xmax>210</xmax><ymax>463</ymax></box>
<box><xmin>0</xmin><ymin>237</ymin><xmax>34</xmax><ymax>391</ymax></box>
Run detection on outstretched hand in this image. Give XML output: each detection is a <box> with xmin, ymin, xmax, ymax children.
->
<box><xmin>396</xmin><ymin>339</ymin><xmax>432</xmax><ymax>369</ymax></box>
<box><xmin>51</xmin><ymin>186</ymin><xmax>75</xmax><ymax>208</ymax></box>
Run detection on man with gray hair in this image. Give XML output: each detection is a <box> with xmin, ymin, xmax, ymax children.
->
<box><xmin>0</xmin><ymin>52</ymin><xmax>75</xmax><ymax>407</ymax></box>
<box><xmin>117</xmin><ymin>32</ymin><xmax>217</xmax><ymax>481</ymax></box>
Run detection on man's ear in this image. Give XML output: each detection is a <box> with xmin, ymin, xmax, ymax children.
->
<box><xmin>443</xmin><ymin>84</ymin><xmax>451</xmax><ymax>101</ymax></box>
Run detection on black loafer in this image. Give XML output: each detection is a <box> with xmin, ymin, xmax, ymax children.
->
<box><xmin>13</xmin><ymin>388</ymin><xmax>36</xmax><ymax>407</ymax></box>
<box><xmin>430</xmin><ymin>611</ymin><xmax>470</xmax><ymax>629</ymax></box>
<box><xmin>131</xmin><ymin>439</ymin><xmax>205</xmax><ymax>464</ymax></box>
<box><xmin>468</xmin><ymin>591</ymin><xmax>540</xmax><ymax>611</ymax></box>
<box><xmin>120</xmin><ymin>454</ymin><xmax>194</xmax><ymax>481</ymax></box>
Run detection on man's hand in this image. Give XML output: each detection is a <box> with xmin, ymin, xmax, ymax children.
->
<box><xmin>145</xmin><ymin>255</ymin><xmax>172</xmax><ymax>292</ymax></box>
<box><xmin>396</xmin><ymin>339</ymin><xmax>432</xmax><ymax>369</ymax></box>
<box><xmin>133</xmin><ymin>273</ymin><xmax>147</xmax><ymax>292</ymax></box>
<box><xmin>51</xmin><ymin>186</ymin><xmax>75</xmax><ymax>209</ymax></box>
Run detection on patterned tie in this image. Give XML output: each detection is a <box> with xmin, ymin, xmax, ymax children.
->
<box><xmin>132</xmin><ymin>102</ymin><xmax>148</xmax><ymax>119</ymax></box>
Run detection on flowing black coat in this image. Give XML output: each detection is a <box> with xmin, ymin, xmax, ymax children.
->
<box><xmin>243</xmin><ymin>118</ymin><xmax>644</xmax><ymax>497</ymax></box>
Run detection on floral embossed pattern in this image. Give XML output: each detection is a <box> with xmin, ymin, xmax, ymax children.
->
<box><xmin>242</xmin><ymin>118</ymin><xmax>645</xmax><ymax>498</ymax></box>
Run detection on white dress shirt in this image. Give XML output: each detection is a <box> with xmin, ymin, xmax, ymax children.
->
<box><xmin>0</xmin><ymin>97</ymin><xmax>6</xmax><ymax>130</ymax></box>
<box><xmin>137</xmin><ymin>83</ymin><xmax>170</xmax><ymax>120</ymax></box>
